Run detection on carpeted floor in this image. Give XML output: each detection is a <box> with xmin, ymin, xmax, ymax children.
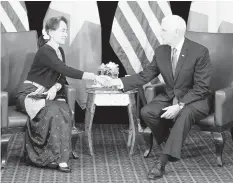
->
<box><xmin>1</xmin><ymin>124</ymin><xmax>233</xmax><ymax>183</ymax></box>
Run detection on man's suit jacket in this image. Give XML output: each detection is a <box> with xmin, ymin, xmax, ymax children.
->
<box><xmin>121</xmin><ymin>38</ymin><xmax>212</xmax><ymax>115</ymax></box>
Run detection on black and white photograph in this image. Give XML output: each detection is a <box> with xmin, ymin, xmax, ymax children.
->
<box><xmin>1</xmin><ymin>1</ymin><xmax>233</xmax><ymax>182</ymax></box>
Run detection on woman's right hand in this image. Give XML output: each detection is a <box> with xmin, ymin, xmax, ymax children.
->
<box><xmin>95</xmin><ymin>75</ymin><xmax>112</xmax><ymax>87</ymax></box>
<box><xmin>82</xmin><ymin>72</ymin><xmax>96</xmax><ymax>81</ymax></box>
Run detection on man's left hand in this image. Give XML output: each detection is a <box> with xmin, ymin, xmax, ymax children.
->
<box><xmin>160</xmin><ymin>104</ymin><xmax>181</xmax><ymax>119</ymax></box>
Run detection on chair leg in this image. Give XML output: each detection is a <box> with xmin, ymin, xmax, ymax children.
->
<box><xmin>212</xmin><ymin>132</ymin><xmax>225</xmax><ymax>167</ymax></box>
<box><xmin>70</xmin><ymin>126</ymin><xmax>84</xmax><ymax>159</ymax></box>
<box><xmin>230</xmin><ymin>127</ymin><xmax>233</xmax><ymax>142</ymax></box>
<box><xmin>22</xmin><ymin>132</ymin><xmax>28</xmax><ymax>162</ymax></box>
<box><xmin>143</xmin><ymin>132</ymin><xmax>153</xmax><ymax>158</ymax></box>
<box><xmin>1</xmin><ymin>134</ymin><xmax>13</xmax><ymax>168</ymax></box>
<box><xmin>71</xmin><ymin>136</ymin><xmax>79</xmax><ymax>159</ymax></box>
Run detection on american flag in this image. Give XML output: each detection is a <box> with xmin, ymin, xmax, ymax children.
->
<box><xmin>0</xmin><ymin>1</ymin><xmax>29</xmax><ymax>32</ymax></box>
<box><xmin>110</xmin><ymin>1</ymin><xmax>172</xmax><ymax>83</ymax></box>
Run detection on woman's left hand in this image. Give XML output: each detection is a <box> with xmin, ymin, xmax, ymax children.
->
<box><xmin>43</xmin><ymin>86</ymin><xmax>57</xmax><ymax>100</ymax></box>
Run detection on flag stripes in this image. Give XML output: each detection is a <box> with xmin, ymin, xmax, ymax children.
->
<box><xmin>115</xmin><ymin>3</ymin><xmax>150</xmax><ymax>70</ymax></box>
<box><xmin>0</xmin><ymin>1</ymin><xmax>29</xmax><ymax>32</ymax></box>
<box><xmin>149</xmin><ymin>1</ymin><xmax>164</xmax><ymax>22</ymax></box>
<box><xmin>122</xmin><ymin>2</ymin><xmax>154</xmax><ymax>63</ymax></box>
<box><xmin>137</xmin><ymin>2</ymin><xmax>163</xmax><ymax>48</ymax></box>
<box><xmin>155</xmin><ymin>1</ymin><xmax>172</xmax><ymax>17</ymax></box>
<box><xmin>111</xmin><ymin>18</ymin><xmax>141</xmax><ymax>74</ymax></box>
<box><xmin>0</xmin><ymin>4</ymin><xmax>17</xmax><ymax>32</ymax></box>
<box><xmin>110</xmin><ymin>1</ymin><xmax>172</xmax><ymax>82</ymax></box>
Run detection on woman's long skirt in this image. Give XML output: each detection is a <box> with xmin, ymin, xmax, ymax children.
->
<box><xmin>16</xmin><ymin>83</ymin><xmax>72</xmax><ymax>167</ymax></box>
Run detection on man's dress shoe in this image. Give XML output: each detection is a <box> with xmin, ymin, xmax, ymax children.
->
<box><xmin>147</xmin><ymin>160</ymin><xmax>165</xmax><ymax>180</ymax></box>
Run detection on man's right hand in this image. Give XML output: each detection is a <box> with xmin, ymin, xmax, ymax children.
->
<box><xmin>103</xmin><ymin>78</ymin><xmax>123</xmax><ymax>88</ymax></box>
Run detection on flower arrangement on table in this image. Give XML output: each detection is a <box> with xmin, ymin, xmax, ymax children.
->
<box><xmin>98</xmin><ymin>62</ymin><xmax>119</xmax><ymax>79</ymax></box>
<box><xmin>91</xmin><ymin>62</ymin><xmax>119</xmax><ymax>89</ymax></box>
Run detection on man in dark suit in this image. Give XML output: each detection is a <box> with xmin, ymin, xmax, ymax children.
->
<box><xmin>96</xmin><ymin>15</ymin><xmax>212</xmax><ymax>180</ymax></box>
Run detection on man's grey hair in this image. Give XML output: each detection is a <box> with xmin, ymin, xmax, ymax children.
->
<box><xmin>162</xmin><ymin>15</ymin><xmax>187</xmax><ymax>34</ymax></box>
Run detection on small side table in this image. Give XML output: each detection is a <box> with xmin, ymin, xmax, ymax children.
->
<box><xmin>84</xmin><ymin>88</ymin><xmax>138</xmax><ymax>155</ymax></box>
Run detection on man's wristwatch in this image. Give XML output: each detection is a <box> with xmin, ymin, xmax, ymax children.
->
<box><xmin>178</xmin><ymin>102</ymin><xmax>185</xmax><ymax>109</ymax></box>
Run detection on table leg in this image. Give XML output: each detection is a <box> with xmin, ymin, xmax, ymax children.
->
<box><xmin>127</xmin><ymin>125</ymin><xmax>132</xmax><ymax>147</ymax></box>
<box><xmin>127</xmin><ymin>94</ymin><xmax>138</xmax><ymax>155</ymax></box>
<box><xmin>84</xmin><ymin>93</ymin><xmax>96</xmax><ymax>156</ymax></box>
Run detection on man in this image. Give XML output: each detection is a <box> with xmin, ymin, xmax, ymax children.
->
<box><xmin>96</xmin><ymin>15</ymin><xmax>212</xmax><ymax>180</ymax></box>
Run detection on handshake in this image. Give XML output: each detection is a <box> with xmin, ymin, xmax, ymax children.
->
<box><xmin>82</xmin><ymin>72</ymin><xmax>123</xmax><ymax>88</ymax></box>
<box><xmin>94</xmin><ymin>75</ymin><xmax>122</xmax><ymax>88</ymax></box>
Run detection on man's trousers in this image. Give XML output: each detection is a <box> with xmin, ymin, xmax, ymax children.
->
<box><xmin>141</xmin><ymin>99</ymin><xmax>207</xmax><ymax>161</ymax></box>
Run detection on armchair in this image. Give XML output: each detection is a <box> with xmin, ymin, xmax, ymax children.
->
<box><xmin>142</xmin><ymin>31</ymin><xmax>233</xmax><ymax>167</ymax></box>
<box><xmin>1</xmin><ymin>31</ymin><xmax>78</xmax><ymax>168</ymax></box>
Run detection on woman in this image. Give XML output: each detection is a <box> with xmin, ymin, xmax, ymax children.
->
<box><xmin>16</xmin><ymin>16</ymin><xmax>96</xmax><ymax>172</ymax></box>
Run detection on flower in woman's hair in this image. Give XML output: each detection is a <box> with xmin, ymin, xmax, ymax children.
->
<box><xmin>42</xmin><ymin>28</ymin><xmax>50</xmax><ymax>40</ymax></box>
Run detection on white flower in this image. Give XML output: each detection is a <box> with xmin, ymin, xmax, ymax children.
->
<box><xmin>98</xmin><ymin>61</ymin><xmax>119</xmax><ymax>77</ymax></box>
<box><xmin>42</xmin><ymin>28</ymin><xmax>50</xmax><ymax>40</ymax></box>
<box><xmin>106</xmin><ymin>61</ymin><xmax>118</xmax><ymax>69</ymax></box>
<box><xmin>99</xmin><ymin>63</ymin><xmax>106</xmax><ymax>69</ymax></box>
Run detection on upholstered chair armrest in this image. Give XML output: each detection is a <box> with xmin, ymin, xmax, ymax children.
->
<box><xmin>214</xmin><ymin>86</ymin><xmax>233</xmax><ymax>127</ymax></box>
<box><xmin>1</xmin><ymin>91</ymin><xmax>9</xmax><ymax>128</ymax></box>
<box><xmin>144</xmin><ymin>83</ymin><xmax>166</xmax><ymax>103</ymax></box>
<box><xmin>64</xmin><ymin>85</ymin><xmax>77</xmax><ymax>116</ymax></box>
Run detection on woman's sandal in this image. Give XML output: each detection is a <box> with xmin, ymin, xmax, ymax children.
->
<box><xmin>58</xmin><ymin>166</ymin><xmax>71</xmax><ymax>173</ymax></box>
<box><xmin>47</xmin><ymin>162</ymin><xmax>71</xmax><ymax>172</ymax></box>
<box><xmin>58</xmin><ymin>161</ymin><xmax>71</xmax><ymax>173</ymax></box>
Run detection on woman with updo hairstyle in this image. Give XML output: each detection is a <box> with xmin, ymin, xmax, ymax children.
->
<box><xmin>15</xmin><ymin>16</ymin><xmax>96</xmax><ymax>172</ymax></box>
